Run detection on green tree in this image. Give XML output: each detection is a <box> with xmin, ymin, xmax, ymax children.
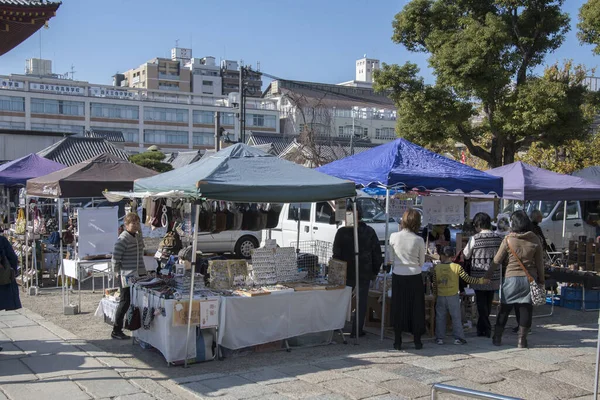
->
<box><xmin>130</xmin><ymin>149</ymin><xmax>173</xmax><ymax>173</ymax></box>
<box><xmin>375</xmin><ymin>1</ymin><xmax>597</xmax><ymax>168</ymax></box>
<box><xmin>578</xmin><ymin>0</ymin><xmax>600</xmax><ymax>54</ymax></box>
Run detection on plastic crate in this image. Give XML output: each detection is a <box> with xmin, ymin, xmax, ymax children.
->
<box><xmin>546</xmin><ymin>295</ymin><xmax>560</xmax><ymax>305</ymax></box>
<box><xmin>560</xmin><ymin>298</ymin><xmax>600</xmax><ymax>310</ymax></box>
<box><xmin>561</xmin><ymin>286</ymin><xmax>600</xmax><ymax>302</ymax></box>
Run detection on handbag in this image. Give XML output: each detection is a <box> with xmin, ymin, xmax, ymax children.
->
<box><xmin>0</xmin><ymin>249</ymin><xmax>14</xmax><ymax>285</ymax></box>
<box><xmin>15</xmin><ymin>208</ymin><xmax>26</xmax><ymax>235</ymax></box>
<box><xmin>124</xmin><ymin>288</ymin><xmax>142</xmax><ymax>331</ymax></box>
<box><xmin>506</xmin><ymin>238</ymin><xmax>546</xmax><ymax>306</ymax></box>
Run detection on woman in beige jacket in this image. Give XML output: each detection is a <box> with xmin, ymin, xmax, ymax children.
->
<box><xmin>487</xmin><ymin>210</ymin><xmax>544</xmax><ymax>348</ymax></box>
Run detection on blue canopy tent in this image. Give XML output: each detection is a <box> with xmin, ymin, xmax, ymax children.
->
<box><xmin>317</xmin><ymin>138</ymin><xmax>503</xmax><ymax>339</ymax></box>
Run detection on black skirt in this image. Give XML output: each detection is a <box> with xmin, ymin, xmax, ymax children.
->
<box><xmin>391</xmin><ymin>273</ymin><xmax>426</xmax><ymax>336</ymax></box>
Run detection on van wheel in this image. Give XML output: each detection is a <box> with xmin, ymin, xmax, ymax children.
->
<box><xmin>235</xmin><ymin>236</ymin><xmax>258</xmax><ymax>259</ymax></box>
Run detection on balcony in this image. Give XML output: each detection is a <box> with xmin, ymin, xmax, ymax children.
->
<box><xmin>158</xmin><ymin>73</ymin><xmax>180</xmax><ymax>81</ymax></box>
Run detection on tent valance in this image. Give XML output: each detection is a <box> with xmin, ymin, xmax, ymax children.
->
<box><xmin>132</xmin><ymin>144</ymin><xmax>356</xmax><ymax>203</ymax></box>
<box><xmin>0</xmin><ymin>154</ymin><xmax>65</xmax><ymax>186</ymax></box>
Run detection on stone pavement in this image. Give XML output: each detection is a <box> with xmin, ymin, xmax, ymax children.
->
<box><xmin>1</xmin><ymin>307</ymin><xmax>599</xmax><ymax>400</ymax></box>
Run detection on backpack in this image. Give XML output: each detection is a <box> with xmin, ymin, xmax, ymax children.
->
<box><xmin>0</xmin><ymin>248</ymin><xmax>14</xmax><ymax>285</ymax></box>
<box><xmin>159</xmin><ymin>231</ymin><xmax>182</xmax><ymax>257</ymax></box>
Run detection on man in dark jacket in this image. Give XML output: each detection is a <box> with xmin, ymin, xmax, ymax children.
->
<box><xmin>333</xmin><ymin>209</ymin><xmax>383</xmax><ymax>338</ymax></box>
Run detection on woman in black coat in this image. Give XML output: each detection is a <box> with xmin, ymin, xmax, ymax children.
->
<box><xmin>0</xmin><ymin>235</ymin><xmax>21</xmax><ymax>310</ymax></box>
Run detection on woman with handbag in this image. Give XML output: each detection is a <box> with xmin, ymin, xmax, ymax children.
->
<box><xmin>111</xmin><ymin>213</ymin><xmax>146</xmax><ymax>340</ymax></box>
<box><xmin>0</xmin><ymin>235</ymin><xmax>21</xmax><ymax>351</ymax></box>
<box><xmin>487</xmin><ymin>210</ymin><xmax>545</xmax><ymax>348</ymax></box>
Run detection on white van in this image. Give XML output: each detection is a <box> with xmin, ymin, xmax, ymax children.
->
<box><xmin>266</xmin><ymin>194</ymin><xmax>399</xmax><ymax>253</ymax></box>
<box><xmin>525</xmin><ymin>200</ymin><xmax>599</xmax><ymax>250</ymax></box>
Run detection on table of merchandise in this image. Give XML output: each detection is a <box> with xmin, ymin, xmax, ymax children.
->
<box><xmin>130</xmin><ymin>285</ymin><xmax>219</xmax><ymax>364</ymax></box>
<box><xmin>95</xmin><ymin>297</ymin><xmax>118</xmax><ymax>323</ymax></box>
<box><xmin>217</xmin><ymin>286</ymin><xmax>352</xmax><ymax>350</ymax></box>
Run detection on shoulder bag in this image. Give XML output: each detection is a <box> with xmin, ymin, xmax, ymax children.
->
<box><xmin>506</xmin><ymin>238</ymin><xmax>546</xmax><ymax>306</ymax></box>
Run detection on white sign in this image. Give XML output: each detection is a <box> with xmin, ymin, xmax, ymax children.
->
<box><xmin>422</xmin><ymin>196</ymin><xmax>464</xmax><ymax>225</ymax></box>
<box><xmin>199</xmin><ymin>298</ymin><xmax>219</xmax><ymax>329</ymax></box>
<box><xmin>77</xmin><ymin>207</ymin><xmax>118</xmax><ymax>258</ymax></box>
<box><xmin>388</xmin><ymin>198</ymin><xmax>414</xmax><ymax>219</ymax></box>
<box><xmin>335</xmin><ymin>199</ymin><xmax>346</xmax><ymax>222</ymax></box>
<box><xmin>89</xmin><ymin>87</ymin><xmax>137</xmax><ymax>99</ymax></box>
<box><xmin>30</xmin><ymin>82</ymin><xmax>85</xmax><ymax>95</ymax></box>
<box><xmin>469</xmin><ymin>201</ymin><xmax>495</xmax><ymax>219</ymax></box>
<box><xmin>0</xmin><ymin>79</ymin><xmax>24</xmax><ymax>90</ymax></box>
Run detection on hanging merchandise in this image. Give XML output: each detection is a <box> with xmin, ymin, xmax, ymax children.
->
<box><xmin>266</xmin><ymin>204</ymin><xmax>281</xmax><ymax>229</ymax></box>
<box><xmin>15</xmin><ymin>208</ymin><xmax>25</xmax><ymax>235</ymax></box>
<box><xmin>45</xmin><ymin>217</ymin><xmax>58</xmax><ymax>233</ymax></box>
<box><xmin>159</xmin><ymin>231</ymin><xmax>183</xmax><ymax>258</ymax></box>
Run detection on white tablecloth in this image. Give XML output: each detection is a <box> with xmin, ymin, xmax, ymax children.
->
<box><xmin>94</xmin><ymin>297</ymin><xmax>118</xmax><ymax>322</ymax></box>
<box><xmin>130</xmin><ymin>287</ymin><xmax>218</xmax><ymax>363</ymax></box>
<box><xmin>59</xmin><ymin>259</ymin><xmax>111</xmax><ymax>280</ymax></box>
<box><xmin>218</xmin><ymin>287</ymin><xmax>352</xmax><ymax>350</ymax></box>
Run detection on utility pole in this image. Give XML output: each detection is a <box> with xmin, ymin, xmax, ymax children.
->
<box><xmin>350</xmin><ymin>108</ymin><xmax>355</xmax><ymax>156</ymax></box>
<box><xmin>214</xmin><ymin>111</ymin><xmax>221</xmax><ymax>151</ymax></box>
<box><xmin>238</xmin><ymin>66</ymin><xmax>245</xmax><ymax>143</ymax></box>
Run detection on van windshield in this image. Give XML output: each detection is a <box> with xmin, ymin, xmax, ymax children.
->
<box><xmin>525</xmin><ymin>201</ymin><xmax>558</xmax><ymax>218</ymax></box>
<box><xmin>357</xmin><ymin>198</ymin><xmax>387</xmax><ymax>223</ymax></box>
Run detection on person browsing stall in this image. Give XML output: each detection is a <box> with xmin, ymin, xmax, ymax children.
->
<box><xmin>333</xmin><ymin>207</ymin><xmax>383</xmax><ymax>339</ymax></box>
<box><xmin>434</xmin><ymin>246</ymin><xmax>490</xmax><ymax>345</ymax></box>
<box><xmin>111</xmin><ymin>213</ymin><xmax>146</xmax><ymax>340</ymax></box>
<box><xmin>0</xmin><ymin>234</ymin><xmax>21</xmax><ymax>351</ymax></box>
<box><xmin>389</xmin><ymin>208</ymin><xmax>426</xmax><ymax>350</ymax></box>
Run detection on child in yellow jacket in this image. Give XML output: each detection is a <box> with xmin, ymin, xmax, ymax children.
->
<box><xmin>433</xmin><ymin>246</ymin><xmax>489</xmax><ymax>345</ymax></box>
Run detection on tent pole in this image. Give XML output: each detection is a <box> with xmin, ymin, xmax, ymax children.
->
<box><xmin>25</xmin><ymin>195</ymin><xmax>29</xmax><ymax>294</ymax></box>
<box><xmin>594</xmin><ymin>310</ymin><xmax>600</xmax><ymax>398</ymax></box>
<box><xmin>562</xmin><ymin>201</ymin><xmax>567</xmax><ymax>251</ymax></box>
<box><xmin>59</xmin><ymin>198</ymin><xmax>66</xmax><ymax>310</ymax></box>
<box><xmin>184</xmin><ymin>203</ymin><xmax>200</xmax><ymax>368</ymax></box>
<box><xmin>296</xmin><ymin>205</ymin><xmax>301</xmax><ymax>250</ymax></box>
<box><xmin>352</xmin><ymin>199</ymin><xmax>360</xmax><ymax>345</ymax></box>
<box><xmin>381</xmin><ymin>188</ymin><xmax>390</xmax><ymax>340</ymax></box>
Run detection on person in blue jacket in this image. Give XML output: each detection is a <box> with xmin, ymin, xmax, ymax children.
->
<box><xmin>0</xmin><ymin>234</ymin><xmax>21</xmax><ymax>351</ymax></box>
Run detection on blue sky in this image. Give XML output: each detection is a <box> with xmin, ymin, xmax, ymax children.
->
<box><xmin>0</xmin><ymin>0</ymin><xmax>597</xmax><ymax>86</ymax></box>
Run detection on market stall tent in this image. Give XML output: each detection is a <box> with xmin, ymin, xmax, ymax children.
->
<box><xmin>133</xmin><ymin>143</ymin><xmax>356</xmax><ymax>202</ymax></box>
<box><xmin>0</xmin><ymin>153</ymin><xmax>65</xmax><ymax>186</ymax></box>
<box><xmin>315</xmin><ymin>138</ymin><xmax>503</xmax><ymax>195</ymax></box>
<box><xmin>26</xmin><ymin>153</ymin><xmax>157</xmax><ymax>198</ymax></box>
<box><xmin>573</xmin><ymin>167</ymin><xmax>600</xmax><ymax>185</ymax></box>
<box><xmin>486</xmin><ymin>162</ymin><xmax>600</xmax><ymax>201</ymax></box>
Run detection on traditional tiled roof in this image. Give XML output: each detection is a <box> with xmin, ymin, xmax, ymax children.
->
<box><xmin>86</xmin><ymin>129</ymin><xmax>125</xmax><ymax>143</ymax></box>
<box><xmin>246</xmin><ymin>132</ymin><xmax>296</xmax><ymax>155</ymax></box>
<box><xmin>37</xmin><ymin>137</ymin><xmax>129</xmax><ymax>166</ymax></box>
<box><xmin>0</xmin><ymin>1</ymin><xmax>61</xmax><ymax>56</ymax></box>
<box><xmin>279</xmin><ymin>138</ymin><xmax>376</xmax><ymax>167</ymax></box>
<box><xmin>251</xmin><ymin>143</ymin><xmax>277</xmax><ymax>155</ymax></box>
<box><xmin>167</xmin><ymin>150</ymin><xmax>203</xmax><ymax>169</ymax></box>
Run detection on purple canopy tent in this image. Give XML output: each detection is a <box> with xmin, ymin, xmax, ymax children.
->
<box><xmin>486</xmin><ymin>161</ymin><xmax>600</xmax><ymax>201</ymax></box>
<box><xmin>0</xmin><ymin>153</ymin><xmax>65</xmax><ymax>186</ymax></box>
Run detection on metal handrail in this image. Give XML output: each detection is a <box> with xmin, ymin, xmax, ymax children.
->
<box><xmin>431</xmin><ymin>384</ymin><xmax>522</xmax><ymax>400</ymax></box>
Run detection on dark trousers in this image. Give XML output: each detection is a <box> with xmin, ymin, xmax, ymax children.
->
<box><xmin>475</xmin><ymin>290</ymin><xmax>495</xmax><ymax>335</ymax></box>
<box><xmin>348</xmin><ymin>279</ymin><xmax>370</xmax><ymax>335</ymax></box>
<box><xmin>496</xmin><ymin>303</ymin><xmax>533</xmax><ymax>329</ymax></box>
<box><xmin>113</xmin><ymin>286</ymin><xmax>131</xmax><ymax>332</ymax></box>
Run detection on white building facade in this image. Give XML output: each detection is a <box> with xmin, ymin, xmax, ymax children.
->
<box><xmin>0</xmin><ymin>74</ymin><xmax>279</xmax><ymax>154</ymax></box>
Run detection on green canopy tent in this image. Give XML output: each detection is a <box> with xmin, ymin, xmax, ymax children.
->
<box><xmin>107</xmin><ymin>144</ymin><xmax>362</xmax><ymax>363</ymax></box>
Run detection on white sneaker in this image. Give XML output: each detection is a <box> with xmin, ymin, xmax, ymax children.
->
<box><xmin>454</xmin><ymin>338</ymin><xmax>467</xmax><ymax>345</ymax></box>
<box><xmin>436</xmin><ymin>339</ymin><xmax>444</xmax><ymax>345</ymax></box>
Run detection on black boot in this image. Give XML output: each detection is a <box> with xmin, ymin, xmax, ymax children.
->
<box><xmin>414</xmin><ymin>334</ymin><xmax>423</xmax><ymax>350</ymax></box>
<box><xmin>492</xmin><ymin>325</ymin><xmax>504</xmax><ymax>346</ymax></box>
<box><xmin>393</xmin><ymin>330</ymin><xmax>402</xmax><ymax>350</ymax></box>
<box><xmin>517</xmin><ymin>326</ymin><xmax>529</xmax><ymax>349</ymax></box>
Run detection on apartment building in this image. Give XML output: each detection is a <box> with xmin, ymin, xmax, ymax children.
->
<box><xmin>122</xmin><ymin>57</ymin><xmax>192</xmax><ymax>92</ymax></box>
<box><xmin>220</xmin><ymin>60</ymin><xmax>263</xmax><ymax>97</ymax></box>
<box><xmin>0</xmin><ymin>72</ymin><xmax>279</xmax><ymax>156</ymax></box>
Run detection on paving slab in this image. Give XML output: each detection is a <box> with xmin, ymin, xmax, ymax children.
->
<box><xmin>312</xmin><ymin>357</ymin><xmax>370</xmax><ymax>372</ymax></box>
<box><xmin>2</xmin><ymin>315</ymin><xmax>38</xmax><ymax>328</ymax></box>
<box><xmin>365</xmin><ymin>395</ymin><xmax>410</xmax><ymax>400</ymax></box>
<box><xmin>276</xmin><ymin>364</ymin><xmax>345</xmax><ymax>384</ymax></box>
<box><xmin>380</xmin><ymin>376</ymin><xmax>432</xmax><ymax>399</ymax></box>
<box><xmin>438</xmin><ymin>366</ymin><xmax>505</xmax><ymax>384</ymax></box>
<box><xmin>487</xmin><ymin>379</ymin><xmax>561</xmax><ymax>400</ymax></box>
<box><xmin>171</xmin><ymin>372</ymin><xmax>228</xmax><ymax>384</ymax></box>
<box><xmin>545</xmin><ymin>368</ymin><xmax>596</xmax><ymax>393</ymax></box>
<box><xmin>498</xmin><ymin>369</ymin><xmax>590</xmax><ymax>399</ymax></box>
<box><xmin>0</xmin><ymin>330</ymin><xmax>9</xmax><ymax>342</ymax></box>
<box><xmin>343</xmin><ymin>367</ymin><xmax>402</xmax><ymax>383</ymax></box>
<box><xmin>1</xmin><ymin>378</ymin><xmax>91</xmax><ymax>400</ymax></box>
<box><xmin>497</xmin><ymin>355</ymin><xmax>561</xmax><ymax>374</ymax></box>
<box><xmin>0</xmin><ymin>358</ymin><xmax>36</xmax><ymax>383</ymax></box>
<box><xmin>71</xmin><ymin>369</ymin><xmax>142</xmax><ymax>398</ymax></box>
<box><xmin>239</xmin><ymin>367</ymin><xmax>297</xmax><ymax>385</ymax></box>
<box><xmin>408</xmin><ymin>356</ymin><xmax>459</xmax><ymax>371</ymax></box>
<box><xmin>2</xmin><ymin>325</ymin><xmax>59</xmax><ymax>342</ymax></box>
<box><xmin>0</xmin><ymin>341</ymin><xmax>27</xmax><ymax>360</ymax></box>
<box><xmin>21</xmin><ymin>352</ymin><xmax>105</xmax><ymax>379</ymax></box>
<box><xmin>384</xmin><ymin>364</ymin><xmax>455</xmax><ymax>385</ymax></box>
<box><xmin>196</xmin><ymin>375</ymin><xmax>277</xmax><ymax>399</ymax></box>
<box><xmin>268</xmin><ymin>380</ymin><xmax>333</xmax><ymax>399</ymax></box>
<box><xmin>14</xmin><ymin>339</ymin><xmax>81</xmax><ymax>356</ymax></box>
<box><xmin>114</xmin><ymin>393</ymin><xmax>159</xmax><ymax>400</ymax></box>
<box><xmin>321</xmin><ymin>377</ymin><xmax>389</xmax><ymax>400</ymax></box>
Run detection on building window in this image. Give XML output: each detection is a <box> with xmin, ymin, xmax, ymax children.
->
<box><xmin>193</xmin><ymin>110</ymin><xmax>214</xmax><ymax>125</ymax></box>
<box><xmin>193</xmin><ymin>131</ymin><xmax>215</xmax><ymax>146</ymax></box>
<box><xmin>0</xmin><ymin>121</ymin><xmax>25</xmax><ymax>129</ymax></box>
<box><xmin>246</xmin><ymin>114</ymin><xmax>276</xmax><ymax>128</ymax></box>
<box><xmin>144</xmin><ymin>107</ymin><xmax>188</xmax><ymax>123</ymax></box>
<box><xmin>91</xmin><ymin>103</ymin><xmax>139</xmax><ymax>120</ymax></box>
<box><xmin>0</xmin><ymin>95</ymin><xmax>25</xmax><ymax>112</ymax></box>
<box><xmin>375</xmin><ymin>127</ymin><xmax>396</xmax><ymax>140</ymax></box>
<box><xmin>220</xmin><ymin>113</ymin><xmax>235</xmax><ymax>125</ymax></box>
<box><xmin>143</xmin><ymin>129</ymin><xmax>188</xmax><ymax>145</ymax></box>
<box><xmin>31</xmin><ymin>123</ymin><xmax>85</xmax><ymax>135</ymax></box>
<box><xmin>202</xmin><ymin>81</ymin><xmax>213</xmax><ymax>86</ymax></box>
<box><xmin>31</xmin><ymin>98</ymin><xmax>84</xmax><ymax>116</ymax></box>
